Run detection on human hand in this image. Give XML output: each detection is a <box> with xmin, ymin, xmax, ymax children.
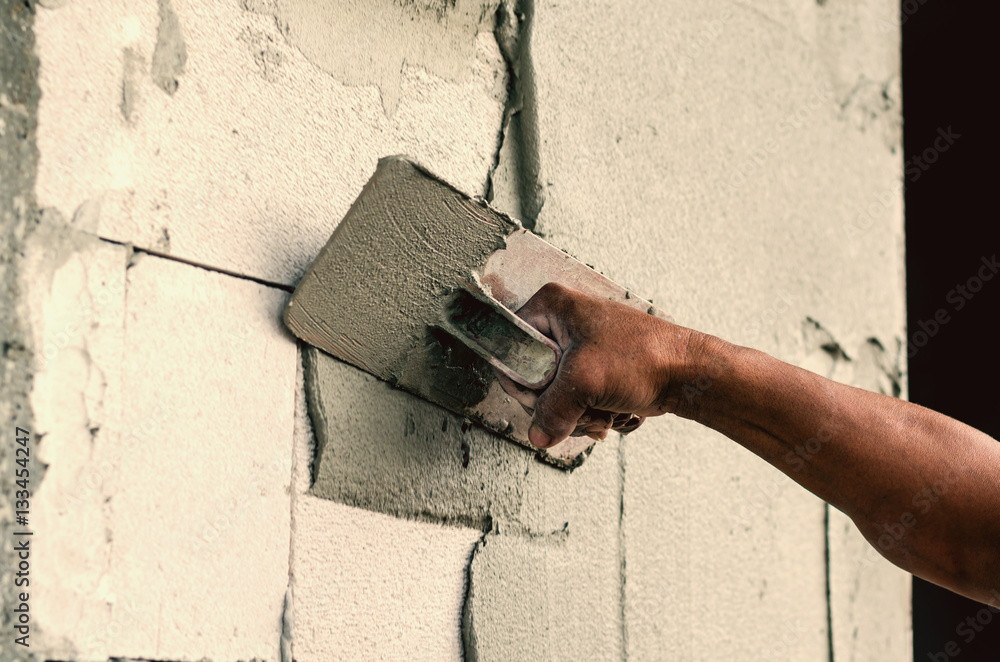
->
<box><xmin>494</xmin><ymin>282</ymin><xmax>697</xmax><ymax>448</ymax></box>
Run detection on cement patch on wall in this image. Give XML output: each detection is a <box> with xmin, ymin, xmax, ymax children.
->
<box><xmin>250</xmin><ymin>0</ymin><xmax>499</xmax><ymax>116</ymax></box>
<box><xmin>306</xmin><ymin>348</ymin><xmax>530</xmax><ymax>531</ymax></box>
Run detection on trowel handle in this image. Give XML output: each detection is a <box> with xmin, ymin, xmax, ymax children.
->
<box><xmin>438</xmin><ymin>288</ymin><xmax>560</xmax><ymax>390</ymax></box>
<box><xmin>439</xmin><ymin>287</ymin><xmax>647</xmax><ymax>440</ymax></box>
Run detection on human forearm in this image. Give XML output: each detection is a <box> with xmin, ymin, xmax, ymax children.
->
<box><xmin>503</xmin><ymin>283</ymin><xmax>999</xmax><ymax>602</ymax></box>
<box><xmin>671</xmin><ymin>332</ymin><xmax>1000</xmax><ymax>602</ymax></box>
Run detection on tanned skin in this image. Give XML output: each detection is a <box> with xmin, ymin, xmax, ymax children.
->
<box><xmin>496</xmin><ymin>282</ymin><xmax>1000</xmax><ymax>605</ymax></box>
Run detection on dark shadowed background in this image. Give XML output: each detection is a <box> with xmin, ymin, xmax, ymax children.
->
<box><xmin>904</xmin><ymin>1</ymin><xmax>1000</xmax><ymax>660</ymax></box>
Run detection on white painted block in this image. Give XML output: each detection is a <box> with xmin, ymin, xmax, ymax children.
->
<box><xmin>517</xmin><ymin>0</ymin><xmax>908</xmax><ymax>659</ymax></box>
<box><xmin>106</xmin><ymin>254</ymin><xmax>296</xmax><ymax>661</ymax></box>
<box><xmin>27</xmin><ymin>223</ymin><xmax>298</xmax><ymax>661</ymax></box>
<box><xmin>291</xmin><ymin>497</ymin><xmax>483</xmax><ymax>662</ymax></box>
<box><xmin>34</xmin><ymin>0</ymin><xmax>507</xmax><ymax>286</ymax></box>
<box><xmin>26</xmin><ymin>218</ymin><xmax>130</xmax><ymax>658</ymax></box>
<box><xmin>623</xmin><ymin>422</ymin><xmax>830</xmax><ymax>662</ymax></box>
<box><xmin>464</xmin><ymin>441</ymin><xmax>626</xmax><ymax>662</ymax></box>
<box><xmin>829</xmin><ymin>495</ymin><xmax>913</xmax><ymax>661</ymax></box>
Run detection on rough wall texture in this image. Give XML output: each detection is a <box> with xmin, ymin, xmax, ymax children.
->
<box><xmin>1</xmin><ymin>0</ymin><xmax>908</xmax><ymax>661</ymax></box>
<box><xmin>34</xmin><ymin>0</ymin><xmax>506</xmax><ymax>287</ymax></box>
<box><xmin>520</xmin><ymin>3</ymin><xmax>908</xmax><ymax>660</ymax></box>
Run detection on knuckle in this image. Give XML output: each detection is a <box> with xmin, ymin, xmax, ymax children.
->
<box><xmin>538</xmin><ymin>281</ymin><xmax>571</xmax><ymax>298</ymax></box>
<box><xmin>536</xmin><ymin>282</ymin><xmax>578</xmax><ymax>310</ymax></box>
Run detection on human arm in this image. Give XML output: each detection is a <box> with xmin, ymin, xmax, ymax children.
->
<box><xmin>501</xmin><ymin>282</ymin><xmax>1000</xmax><ymax>604</ymax></box>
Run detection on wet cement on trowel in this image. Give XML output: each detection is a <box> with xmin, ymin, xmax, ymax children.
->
<box><xmin>286</xmin><ymin>156</ymin><xmax>520</xmax><ymax>414</ymax></box>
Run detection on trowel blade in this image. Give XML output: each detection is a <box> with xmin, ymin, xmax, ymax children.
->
<box><xmin>284</xmin><ymin>156</ymin><xmax>665</xmax><ymax>469</ymax></box>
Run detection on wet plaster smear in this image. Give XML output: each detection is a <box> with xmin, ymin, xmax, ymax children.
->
<box><xmin>151</xmin><ymin>0</ymin><xmax>187</xmax><ymax>95</ymax></box>
<box><xmin>286</xmin><ymin>156</ymin><xmax>518</xmax><ymax>414</ymax></box>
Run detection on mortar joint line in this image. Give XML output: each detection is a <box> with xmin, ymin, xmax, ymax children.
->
<box><xmin>100</xmin><ymin>236</ymin><xmax>295</xmax><ymax>292</ymax></box>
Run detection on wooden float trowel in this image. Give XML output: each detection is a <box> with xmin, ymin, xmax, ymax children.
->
<box><xmin>284</xmin><ymin>156</ymin><xmax>667</xmax><ymax>469</ymax></box>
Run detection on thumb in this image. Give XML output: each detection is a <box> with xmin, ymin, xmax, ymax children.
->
<box><xmin>528</xmin><ymin>376</ymin><xmax>587</xmax><ymax>448</ymax></box>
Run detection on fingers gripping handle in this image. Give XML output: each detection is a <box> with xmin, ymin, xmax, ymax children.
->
<box><xmin>438</xmin><ymin>285</ymin><xmax>647</xmax><ymax>441</ymax></box>
<box><xmin>438</xmin><ymin>288</ymin><xmax>561</xmax><ymax>390</ymax></box>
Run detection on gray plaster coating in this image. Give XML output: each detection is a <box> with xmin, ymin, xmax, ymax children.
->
<box><xmin>289</xmin><ymin>156</ymin><xmax>655</xmax><ymax>469</ymax></box>
<box><xmin>151</xmin><ymin>0</ymin><xmax>187</xmax><ymax>95</ymax></box>
<box><xmin>120</xmin><ymin>47</ymin><xmax>144</xmax><ymax>123</ymax></box>
<box><xmin>0</xmin><ymin>1</ymin><xmax>39</xmax><ymax>659</ymax></box>
<box><xmin>285</xmin><ymin>156</ymin><xmax>519</xmax><ymax>410</ymax></box>
<box><xmin>305</xmin><ymin>343</ymin><xmax>627</xmax><ymax>658</ymax></box>
<box><xmin>246</xmin><ymin>0</ymin><xmax>500</xmax><ymax>116</ymax></box>
<box><xmin>491</xmin><ymin>0</ymin><xmax>544</xmax><ymax>226</ymax></box>
<box><xmin>305</xmin><ymin>346</ymin><xmax>531</xmax><ymax>531</ymax></box>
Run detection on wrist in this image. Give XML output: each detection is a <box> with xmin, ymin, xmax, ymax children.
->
<box><xmin>658</xmin><ymin>327</ymin><xmax>737</xmax><ymax>423</ymax></box>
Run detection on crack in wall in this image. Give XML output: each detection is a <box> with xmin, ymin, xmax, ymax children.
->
<box><xmin>282</xmin><ymin>346</ymin><xmax>320</xmax><ymax>662</ymax></box>
<box><xmin>279</xmin><ymin>585</ymin><xmax>293</xmax><ymax>662</ymax></box>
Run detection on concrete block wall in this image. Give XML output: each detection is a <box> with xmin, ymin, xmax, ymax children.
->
<box><xmin>0</xmin><ymin>0</ymin><xmax>909</xmax><ymax>660</ymax></box>
<box><xmin>22</xmin><ymin>216</ymin><xmax>296</xmax><ymax>660</ymax></box>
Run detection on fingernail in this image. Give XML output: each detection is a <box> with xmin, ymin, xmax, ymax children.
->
<box><xmin>528</xmin><ymin>425</ymin><xmax>553</xmax><ymax>448</ymax></box>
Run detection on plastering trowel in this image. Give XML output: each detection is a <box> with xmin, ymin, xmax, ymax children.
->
<box><xmin>284</xmin><ymin>156</ymin><xmax>667</xmax><ymax>469</ymax></box>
